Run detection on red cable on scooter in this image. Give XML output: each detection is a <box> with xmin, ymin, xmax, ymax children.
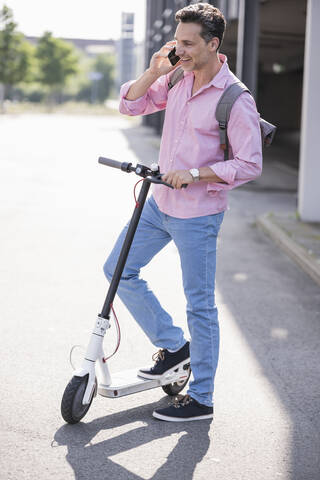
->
<box><xmin>103</xmin><ymin>179</ymin><xmax>145</xmax><ymax>361</ymax></box>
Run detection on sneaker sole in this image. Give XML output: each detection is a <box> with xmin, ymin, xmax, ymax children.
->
<box><xmin>152</xmin><ymin>411</ymin><xmax>213</xmax><ymax>422</ymax></box>
<box><xmin>137</xmin><ymin>357</ymin><xmax>190</xmax><ymax>380</ymax></box>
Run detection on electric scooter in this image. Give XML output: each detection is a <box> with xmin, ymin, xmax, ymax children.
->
<box><xmin>61</xmin><ymin>157</ymin><xmax>191</xmax><ymax>424</ymax></box>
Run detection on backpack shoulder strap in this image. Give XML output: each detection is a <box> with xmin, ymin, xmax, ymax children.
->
<box><xmin>215</xmin><ymin>81</ymin><xmax>250</xmax><ymax>160</ymax></box>
<box><xmin>167</xmin><ymin>75</ymin><xmax>275</xmax><ymax>160</ymax></box>
<box><xmin>168</xmin><ymin>67</ymin><xmax>184</xmax><ymax>90</ymax></box>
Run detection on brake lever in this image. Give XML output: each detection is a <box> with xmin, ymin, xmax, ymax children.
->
<box><xmin>148</xmin><ymin>176</ymin><xmax>174</xmax><ymax>189</ymax></box>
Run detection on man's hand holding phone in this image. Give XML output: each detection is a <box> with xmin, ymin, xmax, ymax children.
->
<box><xmin>125</xmin><ymin>41</ymin><xmax>181</xmax><ymax>101</ymax></box>
<box><xmin>149</xmin><ymin>41</ymin><xmax>181</xmax><ymax>77</ymax></box>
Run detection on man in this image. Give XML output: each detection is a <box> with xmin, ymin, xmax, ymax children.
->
<box><xmin>104</xmin><ymin>3</ymin><xmax>262</xmax><ymax>422</ymax></box>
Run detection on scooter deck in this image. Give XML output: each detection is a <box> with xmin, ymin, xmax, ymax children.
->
<box><xmin>98</xmin><ymin>368</ymin><xmax>161</xmax><ymax>398</ymax></box>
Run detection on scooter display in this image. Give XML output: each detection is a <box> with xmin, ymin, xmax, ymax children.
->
<box><xmin>61</xmin><ymin>157</ymin><xmax>191</xmax><ymax>424</ymax></box>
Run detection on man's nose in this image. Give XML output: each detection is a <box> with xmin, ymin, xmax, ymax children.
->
<box><xmin>175</xmin><ymin>44</ymin><xmax>184</xmax><ymax>57</ymax></box>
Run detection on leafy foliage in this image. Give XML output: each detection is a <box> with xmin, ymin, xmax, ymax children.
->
<box><xmin>92</xmin><ymin>54</ymin><xmax>115</xmax><ymax>102</ymax></box>
<box><xmin>76</xmin><ymin>54</ymin><xmax>115</xmax><ymax>103</ymax></box>
<box><xmin>1</xmin><ymin>5</ymin><xmax>115</xmax><ymax>108</ymax></box>
<box><xmin>36</xmin><ymin>31</ymin><xmax>78</xmax><ymax>88</ymax></box>
<box><xmin>0</xmin><ymin>5</ymin><xmax>33</xmax><ymax>86</ymax></box>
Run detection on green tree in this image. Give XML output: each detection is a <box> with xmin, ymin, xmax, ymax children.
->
<box><xmin>76</xmin><ymin>53</ymin><xmax>115</xmax><ymax>104</ymax></box>
<box><xmin>36</xmin><ymin>31</ymin><xmax>78</xmax><ymax>102</ymax></box>
<box><xmin>0</xmin><ymin>5</ymin><xmax>33</xmax><ymax>112</ymax></box>
<box><xmin>92</xmin><ymin>54</ymin><xmax>115</xmax><ymax>103</ymax></box>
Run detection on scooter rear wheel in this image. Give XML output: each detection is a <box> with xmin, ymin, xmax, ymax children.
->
<box><xmin>161</xmin><ymin>364</ymin><xmax>191</xmax><ymax>396</ymax></box>
<box><xmin>61</xmin><ymin>375</ymin><xmax>96</xmax><ymax>424</ymax></box>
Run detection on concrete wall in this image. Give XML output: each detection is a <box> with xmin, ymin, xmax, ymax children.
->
<box><xmin>298</xmin><ymin>0</ymin><xmax>320</xmax><ymax>221</ymax></box>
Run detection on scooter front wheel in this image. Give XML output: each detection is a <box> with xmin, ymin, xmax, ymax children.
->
<box><xmin>61</xmin><ymin>375</ymin><xmax>96</xmax><ymax>424</ymax></box>
<box><xmin>162</xmin><ymin>364</ymin><xmax>191</xmax><ymax>396</ymax></box>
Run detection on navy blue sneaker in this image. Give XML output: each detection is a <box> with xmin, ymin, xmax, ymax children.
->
<box><xmin>153</xmin><ymin>395</ymin><xmax>213</xmax><ymax>422</ymax></box>
<box><xmin>138</xmin><ymin>342</ymin><xmax>190</xmax><ymax>380</ymax></box>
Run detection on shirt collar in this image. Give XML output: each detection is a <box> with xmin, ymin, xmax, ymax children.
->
<box><xmin>208</xmin><ymin>54</ymin><xmax>230</xmax><ymax>89</ymax></box>
<box><xmin>184</xmin><ymin>54</ymin><xmax>230</xmax><ymax>90</ymax></box>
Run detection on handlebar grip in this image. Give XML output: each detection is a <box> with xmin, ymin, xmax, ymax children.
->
<box><xmin>98</xmin><ymin>157</ymin><xmax>123</xmax><ymax>169</ymax></box>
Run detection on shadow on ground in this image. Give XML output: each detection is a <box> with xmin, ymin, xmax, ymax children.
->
<box><xmin>54</xmin><ymin>398</ymin><xmax>211</xmax><ymax>479</ymax></box>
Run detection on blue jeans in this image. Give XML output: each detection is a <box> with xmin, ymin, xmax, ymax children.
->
<box><xmin>104</xmin><ymin>195</ymin><xmax>224</xmax><ymax>407</ymax></box>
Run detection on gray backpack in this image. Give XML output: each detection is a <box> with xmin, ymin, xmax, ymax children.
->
<box><xmin>168</xmin><ymin>67</ymin><xmax>276</xmax><ymax>160</ymax></box>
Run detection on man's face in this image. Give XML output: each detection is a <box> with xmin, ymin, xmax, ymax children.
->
<box><xmin>174</xmin><ymin>22</ymin><xmax>216</xmax><ymax>72</ymax></box>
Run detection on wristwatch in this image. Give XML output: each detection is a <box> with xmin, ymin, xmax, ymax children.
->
<box><xmin>189</xmin><ymin>168</ymin><xmax>200</xmax><ymax>182</ymax></box>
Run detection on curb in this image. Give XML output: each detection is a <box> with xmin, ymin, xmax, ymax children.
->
<box><xmin>256</xmin><ymin>214</ymin><xmax>320</xmax><ymax>288</ymax></box>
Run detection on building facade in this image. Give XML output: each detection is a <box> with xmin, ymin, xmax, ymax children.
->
<box><xmin>26</xmin><ymin>35</ymin><xmax>116</xmax><ymax>57</ymax></box>
<box><xmin>143</xmin><ymin>0</ymin><xmax>319</xmax><ymax>221</ymax></box>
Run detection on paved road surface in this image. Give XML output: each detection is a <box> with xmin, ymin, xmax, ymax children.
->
<box><xmin>0</xmin><ymin>114</ymin><xmax>319</xmax><ymax>480</ymax></box>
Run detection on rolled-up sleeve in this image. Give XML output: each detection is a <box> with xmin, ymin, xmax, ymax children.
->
<box><xmin>208</xmin><ymin>92</ymin><xmax>262</xmax><ymax>191</ymax></box>
<box><xmin>119</xmin><ymin>74</ymin><xmax>169</xmax><ymax>116</ymax></box>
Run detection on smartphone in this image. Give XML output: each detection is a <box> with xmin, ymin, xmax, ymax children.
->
<box><xmin>168</xmin><ymin>47</ymin><xmax>181</xmax><ymax>66</ymax></box>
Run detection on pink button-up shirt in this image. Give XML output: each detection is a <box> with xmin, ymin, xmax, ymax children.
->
<box><xmin>119</xmin><ymin>54</ymin><xmax>262</xmax><ymax>219</ymax></box>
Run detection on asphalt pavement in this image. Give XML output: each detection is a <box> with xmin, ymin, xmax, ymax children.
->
<box><xmin>0</xmin><ymin>113</ymin><xmax>319</xmax><ymax>480</ymax></box>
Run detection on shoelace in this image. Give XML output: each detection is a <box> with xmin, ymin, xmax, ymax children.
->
<box><xmin>172</xmin><ymin>394</ymin><xmax>192</xmax><ymax>408</ymax></box>
<box><xmin>152</xmin><ymin>349</ymin><xmax>165</xmax><ymax>363</ymax></box>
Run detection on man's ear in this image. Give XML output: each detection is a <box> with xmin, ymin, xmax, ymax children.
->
<box><xmin>209</xmin><ymin>37</ymin><xmax>219</xmax><ymax>52</ymax></box>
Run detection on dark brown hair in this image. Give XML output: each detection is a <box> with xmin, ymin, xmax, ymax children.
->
<box><xmin>175</xmin><ymin>2</ymin><xmax>226</xmax><ymax>50</ymax></box>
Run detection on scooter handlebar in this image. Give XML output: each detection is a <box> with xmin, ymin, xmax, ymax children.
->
<box><xmin>98</xmin><ymin>156</ymin><xmax>187</xmax><ymax>188</ymax></box>
<box><xmin>98</xmin><ymin>157</ymin><xmax>123</xmax><ymax>169</ymax></box>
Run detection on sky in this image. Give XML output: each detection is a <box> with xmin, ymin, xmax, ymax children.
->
<box><xmin>2</xmin><ymin>0</ymin><xmax>146</xmax><ymax>42</ymax></box>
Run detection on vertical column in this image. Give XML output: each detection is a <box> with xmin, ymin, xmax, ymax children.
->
<box><xmin>119</xmin><ymin>12</ymin><xmax>135</xmax><ymax>86</ymax></box>
<box><xmin>145</xmin><ymin>0</ymin><xmax>153</xmax><ymax>69</ymax></box>
<box><xmin>143</xmin><ymin>0</ymin><xmax>153</xmax><ymax>127</ymax></box>
<box><xmin>298</xmin><ymin>0</ymin><xmax>320</xmax><ymax>222</ymax></box>
<box><xmin>236</xmin><ymin>0</ymin><xmax>260</xmax><ymax>98</ymax></box>
<box><xmin>215</xmin><ymin>0</ymin><xmax>228</xmax><ymax>17</ymax></box>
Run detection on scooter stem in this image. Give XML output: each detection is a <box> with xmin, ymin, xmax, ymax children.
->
<box><xmin>100</xmin><ymin>178</ymin><xmax>151</xmax><ymax>319</ymax></box>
